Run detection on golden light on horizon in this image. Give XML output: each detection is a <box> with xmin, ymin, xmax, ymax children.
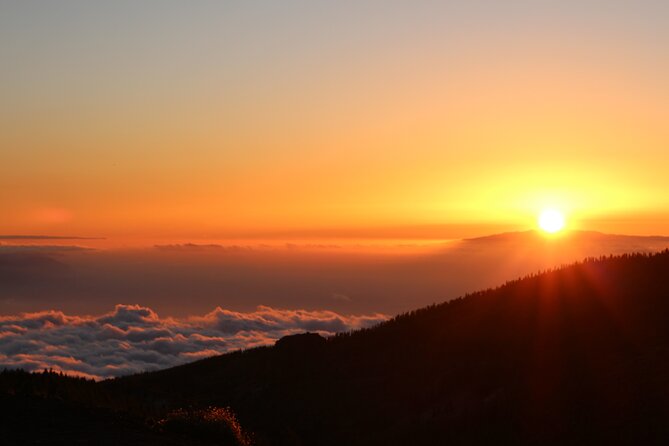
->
<box><xmin>538</xmin><ymin>209</ymin><xmax>566</xmax><ymax>234</ymax></box>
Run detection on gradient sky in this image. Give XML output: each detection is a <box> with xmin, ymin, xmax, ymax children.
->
<box><xmin>2</xmin><ymin>1</ymin><xmax>669</xmax><ymax>240</ymax></box>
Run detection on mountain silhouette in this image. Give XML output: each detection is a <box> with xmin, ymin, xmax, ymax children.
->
<box><xmin>4</xmin><ymin>250</ymin><xmax>669</xmax><ymax>444</ymax></box>
<box><xmin>462</xmin><ymin>229</ymin><xmax>669</xmax><ymax>251</ymax></box>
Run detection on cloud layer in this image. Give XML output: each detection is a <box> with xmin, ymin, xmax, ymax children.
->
<box><xmin>0</xmin><ymin>304</ymin><xmax>387</xmax><ymax>380</ymax></box>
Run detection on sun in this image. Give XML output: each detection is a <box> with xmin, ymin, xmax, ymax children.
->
<box><xmin>538</xmin><ymin>209</ymin><xmax>565</xmax><ymax>233</ymax></box>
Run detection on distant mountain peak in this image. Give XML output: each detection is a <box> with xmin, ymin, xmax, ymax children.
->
<box><xmin>463</xmin><ymin>229</ymin><xmax>669</xmax><ymax>243</ymax></box>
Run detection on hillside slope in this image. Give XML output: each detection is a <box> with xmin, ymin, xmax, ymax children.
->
<box><xmin>3</xmin><ymin>251</ymin><xmax>669</xmax><ymax>445</ymax></box>
<box><xmin>107</xmin><ymin>251</ymin><xmax>669</xmax><ymax>445</ymax></box>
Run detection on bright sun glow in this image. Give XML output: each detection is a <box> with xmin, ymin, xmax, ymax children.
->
<box><xmin>538</xmin><ymin>209</ymin><xmax>566</xmax><ymax>233</ymax></box>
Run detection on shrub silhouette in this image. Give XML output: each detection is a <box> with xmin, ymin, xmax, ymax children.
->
<box><xmin>156</xmin><ymin>406</ymin><xmax>253</xmax><ymax>446</ymax></box>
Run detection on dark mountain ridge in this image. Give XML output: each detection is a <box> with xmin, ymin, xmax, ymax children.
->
<box><xmin>4</xmin><ymin>251</ymin><xmax>669</xmax><ymax>445</ymax></box>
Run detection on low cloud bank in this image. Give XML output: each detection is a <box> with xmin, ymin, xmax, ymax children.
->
<box><xmin>0</xmin><ymin>304</ymin><xmax>387</xmax><ymax>380</ymax></box>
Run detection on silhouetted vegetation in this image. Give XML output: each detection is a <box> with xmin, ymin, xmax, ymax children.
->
<box><xmin>4</xmin><ymin>251</ymin><xmax>669</xmax><ymax>444</ymax></box>
<box><xmin>0</xmin><ymin>369</ymin><xmax>252</xmax><ymax>445</ymax></box>
<box><xmin>156</xmin><ymin>407</ymin><xmax>253</xmax><ymax>446</ymax></box>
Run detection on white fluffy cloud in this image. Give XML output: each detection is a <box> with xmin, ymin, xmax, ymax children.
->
<box><xmin>0</xmin><ymin>304</ymin><xmax>387</xmax><ymax>380</ymax></box>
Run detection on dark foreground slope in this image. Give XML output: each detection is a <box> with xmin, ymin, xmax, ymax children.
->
<box><xmin>0</xmin><ymin>370</ymin><xmax>253</xmax><ymax>445</ymax></box>
<box><xmin>4</xmin><ymin>251</ymin><xmax>669</xmax><ymax>445</ymax></box>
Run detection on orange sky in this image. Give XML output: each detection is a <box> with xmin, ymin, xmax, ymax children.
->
<box><xmin>2</xmin><ymin>2</ymin><xmax>668</xmax><ymax>242</ymax></box>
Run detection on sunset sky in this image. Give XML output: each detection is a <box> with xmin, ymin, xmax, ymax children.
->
<box><xmin>2</xmin><ymin>1</ymin><xmax>669</xmax><ymax>242</ymax></box>
<box><xmin>3</xmin><ymin>1</ymin><xmax>669</xmax><ymax>381</ymax></box>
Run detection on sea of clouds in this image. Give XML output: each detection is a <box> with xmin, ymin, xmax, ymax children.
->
<box><xmin>0</xmin><ymin>304</ymin><xmax>387</xmax><ymax>380</ymax></box>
